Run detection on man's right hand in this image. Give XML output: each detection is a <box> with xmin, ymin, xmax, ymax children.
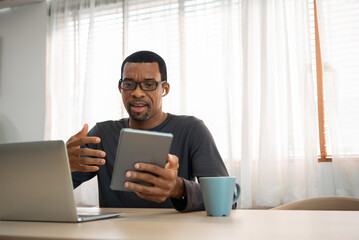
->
<box><xmin>66</xmin><ymin>124</ymin><xmax>106</xmax><ymax>172</ymax></box>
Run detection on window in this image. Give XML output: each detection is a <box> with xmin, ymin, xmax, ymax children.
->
<box><xmin>48</xmin><ymin>0</ymin><xmax>359</xmax><ymax>163</ymax></box>
<box><xmin>48</xmin><ymin>0</ymin><xmax>359</xmax><ymax>208</ymax></box>
<box><xmin>311</xmin><ymin>0</ymin><xmax>359</xmax><ymax>162</ymax></box>
<box><xmin>47</xmin><ymin>0</ymin><xmax>242</xmax><ymax>164</ymax></box>
<box><xmin>310</xmin><ymin>0</ymin><xmax>331</xmax><ymax>162</ymax></box>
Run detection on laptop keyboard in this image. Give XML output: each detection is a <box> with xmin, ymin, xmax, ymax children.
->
<box><xmin>78</xmin><ymin>214</ymin><xmax>103</xmax><ymax>217</ymax></box>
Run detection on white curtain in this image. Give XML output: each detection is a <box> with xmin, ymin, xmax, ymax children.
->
<box><xmin>47</xmin><ymin>0</ymin><xmax>127</xmax><ymax>206</ymax></box>
<box><xmin>46</xmin><ymin>0</ymin><xmax>126</xmax><ymax>141</ymax></box>
<box><xmin>48</xmin><ymin>0</ymin><xmax>358</xmax><ymax>208</ymax></box>
<box><xmin>47</xmin><ymin>0</ymin><xmax>244</xmax><ymax>207</ymax></box>
<box><xmin>239</xmin><ymin>0</ymin><xmax>319</xmax><ymax>208</ymax></box>
<box><xmin>316</xmin><ymin>0</ymin><xmax>359</xmax><ymax>197</ymax></box>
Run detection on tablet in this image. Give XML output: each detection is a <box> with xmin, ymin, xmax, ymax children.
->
<box><xmin>110</xmin><ymin>128</ymin><xmax>173</xmax><ymax>192</ymax></box>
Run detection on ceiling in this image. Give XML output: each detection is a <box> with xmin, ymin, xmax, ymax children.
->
<box><xmin>0</xmin><ymin>0</ymin><xmax>43</xmax><ymax>10</ymax></box>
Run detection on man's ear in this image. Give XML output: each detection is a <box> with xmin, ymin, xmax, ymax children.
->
<box><xmin>162</xmin><ymin>82</ymin><xmax>170</xmax><ymax>97</ymax></box>
<box><xmin>118</xmin><ymin>84</ymin><xmax>122</xmax><ymax>93</ymax></box>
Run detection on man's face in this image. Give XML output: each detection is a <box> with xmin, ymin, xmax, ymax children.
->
<box><xmin>120</xmin><ymin>62</ymin><xmax>168</xmax><ymax>123</ymax></box>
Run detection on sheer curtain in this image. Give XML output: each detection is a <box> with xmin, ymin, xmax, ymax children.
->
<box><xmin>317</xmin><ymin>0</ymin><xmax>359</xmax><ymax>197</ymax></box>
<box><xmin>47</xmin><ymin>0</ymin><xmax>126</xmax><ymax>206</ymax></box>
<box><xmin>240</xmin><ymin>0</ymin><xmax>319</xmax><ymax>208</ymax></box>
<box><xmin>46</xmin><ymin>0</ymin><xmax>125</xmax><ymax>141</ymax></box>
<box><xmin>47</xmin><ymin>0</ymin><xmax>320</xmax><ymax>208</ymax></box>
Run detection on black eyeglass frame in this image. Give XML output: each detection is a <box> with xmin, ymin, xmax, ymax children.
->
<box><xmin>119</xmin><ymin>79</ymin><xmax>167</xmax><ymax>91</ymax></box>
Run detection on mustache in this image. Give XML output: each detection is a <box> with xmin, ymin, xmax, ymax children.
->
<box><xmin>128</xmin><ymin>99</ymin><xmax>150</xmax><ymax>106</ymax></box>
<box><xmin>127</xmin><ymin>99</ymin><xmax>150</xmax><ymax>107</ymax></box>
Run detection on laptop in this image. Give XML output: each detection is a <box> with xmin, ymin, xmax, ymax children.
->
<box><xmin>0</xmin><ymin>140</ymin><xmax>121</xmax><ymax>222</ymax></box>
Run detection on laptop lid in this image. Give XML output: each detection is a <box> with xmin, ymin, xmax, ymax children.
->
<box><xmin>0</xmin><ymin>140</ymin><xmax>120</xmax><ymax>222</ymax></box>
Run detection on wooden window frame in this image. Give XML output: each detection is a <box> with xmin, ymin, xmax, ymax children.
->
<box><xmin>314</xmin><ymin>0</ymin><xmax>332</xmax><ymax>162</ymax></box>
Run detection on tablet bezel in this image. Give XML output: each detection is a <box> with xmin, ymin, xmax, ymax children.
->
<box><xmin>110</xmin><ymin>128</ymin><xmax>173</xmax><ymax>192</ymax></box>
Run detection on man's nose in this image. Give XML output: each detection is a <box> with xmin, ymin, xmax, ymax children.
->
<box><xmin>130</xmin><ymin>84</ymin><xmax>146</xmax><ymax>98</ymax></box>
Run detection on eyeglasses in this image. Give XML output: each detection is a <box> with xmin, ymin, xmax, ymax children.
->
<box><xmin>119</xmin><ymin>79</ymin><xmax>166</xmax><ymax>91</ymax></box>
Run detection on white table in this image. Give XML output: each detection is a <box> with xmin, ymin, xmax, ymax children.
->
<box><xmin>1</xmin><ymin>208</ymin><xmax>359</xmax><ymax>240</ymax></box>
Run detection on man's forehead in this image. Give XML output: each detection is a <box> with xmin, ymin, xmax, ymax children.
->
<box><xmin>123</xmin><ymin>62</ymin><xmax>160</xmax><ymax>76</ymax></box>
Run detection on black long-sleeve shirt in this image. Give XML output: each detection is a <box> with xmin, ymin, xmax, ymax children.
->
<box><xmin>71</xmin><ymin>113</ymin><xmax>229</xmax><ymax>212</ymax></box>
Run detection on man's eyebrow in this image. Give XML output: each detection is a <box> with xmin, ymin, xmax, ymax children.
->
<box><xmin>122</xmin><ymin>77</ymin><xmax>156</xmax><ymax>81</ymax></box>
<box><xmin>143</xmin><ymin>78</ymin><xmax>156</xmax><ymax>81</ymax></box>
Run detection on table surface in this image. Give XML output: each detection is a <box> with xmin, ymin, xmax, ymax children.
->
<box><xmin>1</xmin><ymin>208</ymin><xmax>359</xmax><ymax>240</ymax></box>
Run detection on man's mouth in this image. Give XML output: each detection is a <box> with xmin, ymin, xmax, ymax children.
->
<box><xmin>129</xmin><ymin>101</ymin><xmax>148</xmax><ymax>113</ymax></box>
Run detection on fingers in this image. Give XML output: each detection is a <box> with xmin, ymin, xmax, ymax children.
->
<box><xmin>70</xmin><ymin>156</ymin><xmax>106</xmax><ymax>172</ymax></box>
<box><xmin>69</xmin><ymin>154</ymin><xmax>106</xmax><ymax>172</ymax></box>
<box><xmin>71</xmin><ymin>156</ymin><xmax>106</xmax><ymax>166</ymax></box>
<box><xmin>126</xmin><ymin>182</ymin><xmax>169</xmax><ymax>203</ymax></box>
<box><xmin>124</xmin><ymin>162</ymin><xmax>177</xmax><ymax>201</ymax></box>
<box><xmin>67</xmin><ymin>136</ymin><xmax>101</xmax><ymax>148</ymax></box>
<box><xmin>66</xmin><ymin>125</ymin><xmax>105</xmax><ymax>172</ymax></box>
<box><xmin>68</xmin><ymin>145</ymin><xmax>106</xmax><ymax>173</ymax></box>
<box><xmin>132</xmin><ymin>163</ymin><xmax>168</xmax><ymax>178</ymax></box>
<box><xmin>125</xmin><ymin>181</ymin><xmax>163</xmax><ymax>195</ymax></box>
<box><xmin>124</xmin><ymin>155</ymin><xmax>181</xmax><ymax>202</ymax></box>
<box><xmin>136</xmin><ymin>192</ymin><xmax>167</xmax><ymax>203</ymax></box>
<box><xmin>126</xmin><ymin>158</ymin><xmax>178</xmax><ymax>186</ymax></box>
<box><xmin>70</xmin><ymin>163</ymin><xmax>100</xmax><ymax>172</ymax></box>
<box><xmin>66</xmin><ymin>124</ymin><xmax>108</xmax><ymax>173</ymax></box>
<box><xmin>68</xmin><ymin>147</ymin><xmax>106</xmax><ymax>158</ymax></box>
<box><xmin>125</xmin><ymin>170</ymin><xmax>167</xmax><ymax>187</ymax></box>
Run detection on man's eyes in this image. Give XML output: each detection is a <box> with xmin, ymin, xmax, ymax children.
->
<box><xmin>123</xmin><ymin>81</ymin><xmax>135</xmax><ymax>87</ymax></box>
<box><xmin>143</xmin><ymin>82</ymin><xmax>156</xmax><ymax>87</ymax></box>
<box><xmin>122</xmin><ymin>80</ymin><xmax>157</xmax><ymax>90</ymax></box>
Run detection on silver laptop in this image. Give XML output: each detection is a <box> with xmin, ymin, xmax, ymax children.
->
<box><xmin>0</xmin><ymin>140</ymin><xmax>121</xmax><ymax>222</ymax></box>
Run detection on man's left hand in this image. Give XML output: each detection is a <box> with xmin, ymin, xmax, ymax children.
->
<box><xmin>124</xmin><ymin>154</ymin><xmax>185</xmax><ymax>203</ymax></box>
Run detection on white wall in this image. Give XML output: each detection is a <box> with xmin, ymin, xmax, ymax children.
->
<box><xmin>0</xmin><ymin>2</ymin><xmax>47</xmax><ymax>143</ymax></box>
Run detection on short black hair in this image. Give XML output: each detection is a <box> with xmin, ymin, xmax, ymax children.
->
<box><xmin>120</xmin><ymin>50</ymin><xmax>167</xmax><ymax>82</ymax></box>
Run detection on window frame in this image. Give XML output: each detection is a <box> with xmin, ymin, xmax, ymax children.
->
<box><xmin>314</xmin><ymin>0</ymin><xmax>332</xmax><ymax>162</ymax></box>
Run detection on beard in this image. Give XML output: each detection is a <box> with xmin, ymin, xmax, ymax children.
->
<box><xmin>128</xmin><ymin>106</ymin><xmax>150</xmax><ymax>122</ymax></box>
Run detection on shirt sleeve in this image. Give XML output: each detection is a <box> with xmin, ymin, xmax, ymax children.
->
<box><xmin>170</xmin><ymin>178</ymin><xmax>204</xmax><ymax>212</ymax></box>
<box><xmin>170</xmin><ymin>178</ymin><xmax>237</xmax><ymax>212</ymax></box>
<box><xmin>171</xmin><ymin>119</ymin><xmax>229</xmax><ymax>212</ymax></box>
<box><xmin>190</xmin><ymin>119</ymin><xmax>229</xmax><ymax>177</ymax></box>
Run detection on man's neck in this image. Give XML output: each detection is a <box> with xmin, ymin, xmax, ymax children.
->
<box><xmin>129</xmin><ymin>112</ymin><xmax>168</xmax><ymax>130</ymax></box>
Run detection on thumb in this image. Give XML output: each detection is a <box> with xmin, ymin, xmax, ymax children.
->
<box><xmin>68</xmin><ymin>124</ymin><xmax>88</xmax><ymax>141</ymax></box>
<box><xmin>79</xmin><ymin>123</ymin><xmax>89</xmax><ymax>137</ymax></box>
<box><xmin>165</xmin><ymin>154</ymin><xmax>179</xmax><ymax>170</ymax></box>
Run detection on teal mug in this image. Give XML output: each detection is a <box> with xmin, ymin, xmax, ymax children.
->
<box><xmin>200</xmin><ymin>176</ymin><xmax>241</xmax><ymax>217</ymax></box>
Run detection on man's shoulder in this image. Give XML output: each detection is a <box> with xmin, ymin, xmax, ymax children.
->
<box><xmin>91</xmin><ymin>118</ymin><xmax>128</xmax><ymax>133</ymax></box>
<box><xmin>165</xmin><ymin>114</ymin><xmax>206</xmax><ymax>132</ymax></box>
<box><xmin>168</xmin><ymin>113</ymin><xmax>203</xmax><ymax>124</ymax></box>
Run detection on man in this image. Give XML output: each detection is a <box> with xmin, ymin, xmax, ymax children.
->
<box><xmin>67</xmin><ymin>51</ymin><xmax>229</xmax><ymax>212</ymax></box>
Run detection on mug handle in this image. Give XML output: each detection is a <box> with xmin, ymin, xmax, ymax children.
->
<box><xmin>232</xmin><ymin>183</ymin><xmax>241</xmax><ymax>205</ymax></box>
